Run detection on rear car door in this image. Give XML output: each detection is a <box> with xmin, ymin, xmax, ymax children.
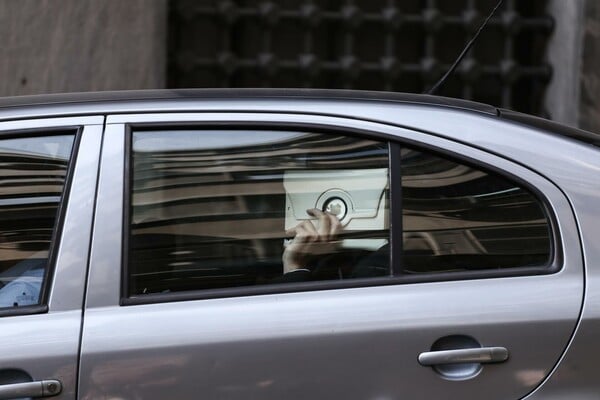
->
<box><xmin>0</xmin><ymin>116</ymin><xmax>102</xmax><ymax>399</ymax></box>
<box><xmin>79</xmin><ymin>112</ymin><xmax>582</xmax><ymax>399</ymax></box>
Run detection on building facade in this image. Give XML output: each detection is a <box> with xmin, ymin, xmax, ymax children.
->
<box><xmin>0</xmin><ymin>0</ymin><xmax>596</xmax><ymax>131</ymax></box>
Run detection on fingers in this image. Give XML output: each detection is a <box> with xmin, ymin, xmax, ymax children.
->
<box><xmin>307</xmin><ymin>208</ymin><xmax>342</xmax><ymax>240</ymax></box>
<box><xmin>286</xmin><ymin>220</ymin><xmax>319</xmax><ymax>244</ymax></box>
<box><xmin>329</xmin><ymin>212</ymin><xmax>342</xmax><ymax>237</ymax></box>
<box><xmin>282</xmin><ymin>209</ymin><xmax>344</xmax><ymax>273</ymax></box>
<box><xmin>286</xmin><ymin>208</ymin><xmax>342</xmax><ymax>244</ymax></box>
<box><xmin>308</xmin><ymin>208</ymin><xmax>331</xmax><ymax>240</ymax></box>
<box><xmin>297</xmin><ymin>220</ymin><xmax>318</xmax><ymax>243</ymax></box>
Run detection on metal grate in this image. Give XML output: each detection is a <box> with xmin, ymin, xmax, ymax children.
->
<box><xmin>168</xmin><ymin>0</ymin><xmax>553</xmax><ymax>116</ymax></box>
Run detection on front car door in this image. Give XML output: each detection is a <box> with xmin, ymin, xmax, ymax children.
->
<box><xmin>79</xmin><ymin>111</ymin><xmax>582</xmax><ymax>399</ymax></box>
<box><xmin>0</xmin><ymin>116</ymin><xmax>102</xmax><ymax>399</ymax></box>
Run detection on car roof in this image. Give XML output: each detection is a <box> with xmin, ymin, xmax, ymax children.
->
<box><xmin>0</xmin><ymin>88</ymin><xmax>498</xmax><ymax>115</ymax></box>
<box><xmin>498</xmin><ymin>108</ymin><xmax>600</xmax><ymax>147</ymax></box>
<box><xmin>0</xmin><ymin>88</ymin><xmax>598</xmax><ymax>148</ymax></box>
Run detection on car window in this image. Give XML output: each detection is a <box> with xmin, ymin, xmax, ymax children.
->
<box><xmin>0</xmin><ymin>134</ymin><xmax>75</xmax><ymax>308</ymax></box>
<box><xmin>400</xmin><ymin>147</ymin><xmax>552</xmax><ymax>274</ymax></box>
<box><xmin>126</xmin><ymin>129</ymin><xmax>554</xmax><ymax>299</ymax></box>
<box><xmin>128</xmin><ymin>130</ymin><xmax>390</xmax><ymax>296</ymax></box>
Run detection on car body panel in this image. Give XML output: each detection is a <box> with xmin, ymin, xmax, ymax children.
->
<box><xmin>0</xmin><ymin>89</ymin><xmax>498</xmax><ymax>119</ymax></box>
<box><xmin>78</xmin><ymin>112</ymin><xmax>583</xmax><ymax>399</ymax></box>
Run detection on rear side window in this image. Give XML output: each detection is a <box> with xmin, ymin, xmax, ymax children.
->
<box><xmin>128</xmin><ymin>130</ymin><xmax>390</xmax><ymax>296</ymax></box>
<box><xmin>0</xmin><ymin>134</ymin><xmax>75</xmax><ymax>309</ymax></box>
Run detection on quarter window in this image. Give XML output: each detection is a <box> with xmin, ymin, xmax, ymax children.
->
<box><xmin>0</xmin><ymin>134</ymin><xmax>75</xmax><ymax>308</ymax></box>
<box><xmin>400</xmin><ymin>147</ymin><xmax>551</xmax><ymax>274</ymax></box>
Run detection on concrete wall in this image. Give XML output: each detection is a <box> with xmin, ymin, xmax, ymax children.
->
<box><xmin>0</xmin><ymin>0</ymin><xmax>167</xmax><ymax>96</ymax></box>
<box><xmin>545</xmin><ymin>0</ymin><xmax>584</xmax><ymax>127</ymax></box>
<box><xmin>579</xmin><ymin>0</ymin><xmax>600</xmax><ymax>133</ymax></box>
<box><xmin>545</xmin><ymin>0</ymin><xmax>600</xmax><ymax>133</ymax></box>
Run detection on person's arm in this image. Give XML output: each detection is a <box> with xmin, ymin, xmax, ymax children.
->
<box><xmin>281</xmin><ymin>208</ymin><xmax>342</xmax><ymax>279</ymax></box>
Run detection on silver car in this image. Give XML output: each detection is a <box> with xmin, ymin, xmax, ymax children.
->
<box><xmin>0</xmin><ymin>89</ymin><xmax>595</xmax><ymax>399</ymax></box>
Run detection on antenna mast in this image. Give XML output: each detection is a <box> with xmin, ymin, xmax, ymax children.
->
<box><xmin>426</xmin><ymin>0</ymin><xmax>505</xmax><ymax>95</ymax></box>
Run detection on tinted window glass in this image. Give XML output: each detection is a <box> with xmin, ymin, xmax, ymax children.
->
<box><xmin>401</xmin><ymin>148</ymin><xmax>551</xmax><ymax>274</ymax></box>
<box><xmin>129</xmin><ymin>130</ymin><xmax>390</xmax><ymax>296</ymax></box>
<box><xmin>0</xmin><ymin>134</ymin><xmax>74</xmax><ymax>308</ymax></box>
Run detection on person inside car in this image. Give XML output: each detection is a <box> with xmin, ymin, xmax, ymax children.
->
<box><xmin>281</xmin><ymin>208</ymin><xmax>389</xmax><ymax>281</ymax></box>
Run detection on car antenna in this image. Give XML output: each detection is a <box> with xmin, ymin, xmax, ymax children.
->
<box><xmin>426</xmin><ymin>0</ymin><xmax>505</xmax><ymax>95</ymax></box>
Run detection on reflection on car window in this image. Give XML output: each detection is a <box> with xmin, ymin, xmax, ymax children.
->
<box><xmin>0</xmin><ymin>135</ymin><xmax>74</xmax><ymax>308</ymax></box>
<box><xmin>401</xmin><ymin>147</ymin><xmax>551</xmax><ymax>274</ymax></box>
<box><xmin>128</xmin><ymin>130</ymin><xmax>390</xmax><ymax>295</ymax></box>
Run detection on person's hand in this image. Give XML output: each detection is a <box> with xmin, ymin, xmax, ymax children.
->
<box><xmin>282</xmin><ymin>208</ymin><xmax>343</xmax><ymax>274</ymax></box>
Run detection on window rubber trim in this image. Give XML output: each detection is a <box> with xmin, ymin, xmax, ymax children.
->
<box><xmin>389</xmin><ymin>141</ymin><xmax>403</xmax><ymax>277</ymax></box>
<box><xmin>120</xmin><ymin>121</ymin><xmax>562</xmax><ymax>307</ymax></box>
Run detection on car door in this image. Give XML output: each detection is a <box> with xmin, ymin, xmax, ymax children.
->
<box><xmin>0</xmin><ymin>116</ymin><xmax>102</xmax><ymax>399</ymax></box>
<box><xmin>79</xmin><ymin>112</ymin><xmax>582</xmax><ymax>400</ymax></box>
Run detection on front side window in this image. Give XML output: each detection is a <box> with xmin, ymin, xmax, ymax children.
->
<box><xmin>128</xmin><ymin>130</ymin><xmax>390</xmax><ymax>296</ymax></box>
<box><xmin>0</xmin><ymin>134</ymin><xmax>75</xmax><ymax>308</ymax></box>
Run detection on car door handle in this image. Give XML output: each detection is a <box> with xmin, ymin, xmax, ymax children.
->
<box><xmin>418</xmin><ymin>347</ymin><xmax>509</xmax><ymax>366</ymax></box>
<box><xmin>0</xmin><ymin>379</ymin><xmax>62</xmax><ymax>399</ymax></box>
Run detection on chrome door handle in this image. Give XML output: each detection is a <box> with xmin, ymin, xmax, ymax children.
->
<box><xmin>0</xmin><ymin>379</ymin><xmax>62</xmax><ymax>399</ymax></box>
<box><xmin>418</xmin><ymin>347</ymin><xmax>509</xmax><ymax>366</ymax></box>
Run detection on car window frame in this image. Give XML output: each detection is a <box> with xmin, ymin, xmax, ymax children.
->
<box><xmin>0</xmin><ymin>127</ymin><xmax>81</xmax><ymax>317</ymax></box>
<box><xmin>120</xmin><ymin>121</ymin><xmax>561</xmax><ymax>306</ymax></box>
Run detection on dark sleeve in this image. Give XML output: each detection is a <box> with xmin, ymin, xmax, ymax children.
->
<box><xmin>272</xmin><ymin>244</ymin><xmax>390</xmax><ymax>283</ymax></box>
<box><xmin>271</xmin><ymin>269</ymin><xmax>313</xmax><ymax>283</ymax></box>
<box><xmin>351</xmin><ymin>244</ymin><xmax>390</xmax><ymax>278</ymax></box>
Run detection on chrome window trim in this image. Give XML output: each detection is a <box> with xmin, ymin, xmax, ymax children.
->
<box><xmin>0</xmin><ymin>116</ymin><xmax>103</xmax><ymax>130</ymax></box>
